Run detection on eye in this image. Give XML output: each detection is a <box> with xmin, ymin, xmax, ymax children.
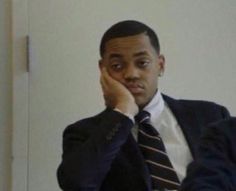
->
<box><xmin>137</xmin><ymin>59</ymin><xmax>150</xmax><ymax>68</ymax></box>
<box><xmin>110</xmin><ymin>61</ymin><xmax>123</xmax><ymax>71</ymax></box>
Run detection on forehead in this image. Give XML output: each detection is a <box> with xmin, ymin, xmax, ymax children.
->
<box><xmin>104</xmin><ymin>34</ymin><xmax>157</xmax><ymax>57</ymax></box>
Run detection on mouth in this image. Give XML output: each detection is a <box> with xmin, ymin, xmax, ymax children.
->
<box><xmin>125</xmin><ymin>84</ymin><xmax>144</xmax><ymax>94</ymax></box>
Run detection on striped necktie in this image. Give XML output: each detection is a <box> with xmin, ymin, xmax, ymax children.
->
<box><xmin>135</xmin><ymin>111</ymin><xmax>180</xmax><ymax>190</ymax></box>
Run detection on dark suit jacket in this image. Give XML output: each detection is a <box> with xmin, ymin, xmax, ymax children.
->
<box><xmin>180</xmin><ymin>117</ymin><xmax>236</xmax><ymax>191</ymax></box>
<box><xmin>57</xmin><ymin>95</ymin><xmax>230</xmax><ymax>191</ymax></box>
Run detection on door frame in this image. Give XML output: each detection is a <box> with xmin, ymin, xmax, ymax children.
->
<box><xmin>11</xmin><ymin>0</ymin><xmax>29</xmax><ymax>190</ymax></box>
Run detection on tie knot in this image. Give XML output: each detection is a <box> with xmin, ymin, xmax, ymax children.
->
<box><xmin>135</xmin><ymin>111</ymin><xmax>151</xmax><ymax>124</ymax></box>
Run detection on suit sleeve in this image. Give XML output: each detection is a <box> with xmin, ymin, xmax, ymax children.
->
<box><xmin>220</xmin><ymin>105</ymin><xmax>230</xmax><ymax>119</ymax></box>
<box><xmin>180</xmin><ymin>117</ymin><xmax>236</xmax><ymax>191</ymax></box>
<box><xmin>57</xmin><ymin>109</ymin><xmax>134</xmax><ymax>191</ymax></box>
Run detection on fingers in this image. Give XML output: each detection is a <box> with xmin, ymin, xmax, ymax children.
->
<box><xmin>100</xmin><ymin>67</ymin><xmax>112</xmax><ymax>107</ymax></box>
<box><xmin>100</xmin><ymin>67</ymin><xmax>120</xmax><ymax>108</ymax></box>
<box><xmin>100</xmin><ymin>67</ymin><xmax>114</xmax><ymax>87</ymax></box>
<box><xmin>100</xmin><ymin>67</ymin><xmax>109</xmax><ymax>93</ymax></box>
<box><xmin>100</xmin><ymin>67</ymin><xmax>119</xmax><ymax>92</ymax></box>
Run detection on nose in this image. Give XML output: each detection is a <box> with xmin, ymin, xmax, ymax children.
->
<box><xmin>123</xmin><ymin>63</ymin><xmax>140</xmax><ymax>81</ymax></box>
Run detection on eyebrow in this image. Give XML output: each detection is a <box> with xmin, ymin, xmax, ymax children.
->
<box><xmin>109</xmin><ymin>53</ymin><xmax>123</xmax><ymax>59</ymax></box>
<box><xmin>109</xmin><ymin>51</ymin><xmax>149</xmax><ymax>59</ymax></box>
<box><xmin>133</xmin><ymin>51</ymin><xmax>149</xmax><ymax>57</ymax></box>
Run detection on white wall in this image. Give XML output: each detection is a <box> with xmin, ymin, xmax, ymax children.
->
<box><xmin>0</xmin><ymin>0</ymin><xmax>12</xmax><ymax>191</ymax></box>
<box><xmin>158</xmin><ymin>0</ymin><xmax>236</xmax><ymax>115</ymax></box>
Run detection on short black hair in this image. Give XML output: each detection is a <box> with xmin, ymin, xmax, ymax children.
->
<box><xmin>99</xmin><ymin>20</ymin><xmax>160</xmax><ymax>57</ymax></box>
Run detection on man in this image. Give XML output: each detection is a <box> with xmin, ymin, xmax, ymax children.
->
<box><xmin>57</xmin><ymin>20</ymin><xmax>230</xmax><ymax>191</ymax></box>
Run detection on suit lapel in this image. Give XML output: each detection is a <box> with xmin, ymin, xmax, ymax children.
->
<box><xmin>163</xmin><ymin>95</ymin><xmax>201</xmax><ymax>158</ymax></box>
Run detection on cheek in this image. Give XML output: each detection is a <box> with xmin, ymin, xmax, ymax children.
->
<box><xmin>146</xmin><ymin>73</ymin><xmax>158</xmax><ymax>90</ymax></box>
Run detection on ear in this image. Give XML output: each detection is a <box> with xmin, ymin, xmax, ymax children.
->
<box><xmin>158</xmin><ymin>54</ymin><xmax>165</xmax><ymax>76</ymax></box>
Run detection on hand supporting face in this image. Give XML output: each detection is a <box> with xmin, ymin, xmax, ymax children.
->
<box><xmin>100</xmin><ymin>67</ymin><xmax>139</xmax><ymax>117</ymax></box>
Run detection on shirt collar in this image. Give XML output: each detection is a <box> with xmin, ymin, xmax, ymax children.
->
<box><xmin>143</xmin><ymin>90</ymin><xmax>164</xmax><ymax>123</ymax></box>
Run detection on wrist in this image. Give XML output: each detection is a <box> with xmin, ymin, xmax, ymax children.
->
<box><xmin>115</xmin><ymin>102</ymin><xmax>138</xmax><ymax>117</ymax></box>
<box><xmin>114</xmin><ymin>108</ymin><xmax>135</xmax><ymax>122</ymax></box>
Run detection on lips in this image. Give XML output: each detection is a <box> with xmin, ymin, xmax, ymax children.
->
<box><xmin>125</xmin><ymin>84</ymin><xmax>144</xmax><ymax>94</ymax></box>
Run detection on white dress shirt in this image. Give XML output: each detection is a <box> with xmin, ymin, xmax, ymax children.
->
<box><xmin>131</xmin><ymin>91</ymin><xmax>193</xmax><ymax>191</ymax></box>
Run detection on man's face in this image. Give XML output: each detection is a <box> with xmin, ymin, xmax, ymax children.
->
<box><xmin>100</xmin><ymin>33</ymin><xmax>165</xmax><ymax>108</ymax></box>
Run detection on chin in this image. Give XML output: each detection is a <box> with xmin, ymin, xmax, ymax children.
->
<box><xmin>135</xmin><ymin>94</ymin><xmax>153</xmax><ymax>110</ymax></box>
<box><xmin>135</xmin><ymin>98</ymin><xmax>148</xmax><ymax>110</ymax></box>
